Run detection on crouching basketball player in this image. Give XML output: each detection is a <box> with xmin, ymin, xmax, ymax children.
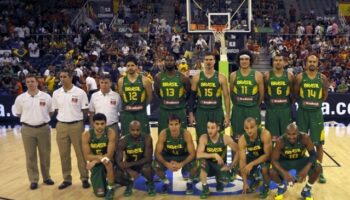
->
<box><xmin>238</xmin><ymin>117</ymin><xmax>272</xmax><ymax>198</ymax></box>
<box><xmin>82</xmin><ymin>113</ymin><xmax>116</xmax><ymax>199</ymax></box>
<box><xmin>270</xmin><ymin>123</ymin><xmax>321</xmax><ymax>200</ymax></box>
<box><xmin>153</xmin><ymin>114</ymin><xmax>198</xmax><ymax>195</ymax></box>
<box><xmin>116</xmin><ymin>120</ymin><xmax>155</xmax><ymax>197</ymax></box>
<box><xmin>197</xmin><ymin>120</ymin><xmax>238</xmax><ymax>199</ymax></box>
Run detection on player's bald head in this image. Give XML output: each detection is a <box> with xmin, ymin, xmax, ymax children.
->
<box><xmin>129</xmin><ymin>120</ymin><xmax>141</xmax><ymax>128</ymax></box>
<box><xmin>286</xmin><ymin>123</ymin><xmax>299</xmax><ymax>133</ymax></box>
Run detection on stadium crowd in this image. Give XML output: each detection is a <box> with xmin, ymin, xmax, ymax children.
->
<box><xmin>0</xmin><ymin>0</ymin><xmax>348</xmax><ymax>95</ymax></box>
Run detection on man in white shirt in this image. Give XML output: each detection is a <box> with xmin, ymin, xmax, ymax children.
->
<box><xmin>14</xmin><ymin>74</ymin><xmax>55</xmax><ymax>190</ymax></box>
<box><xmin>89</xmin><ymin>74</ymin><xmax>122</xmax><ymax>139</ymax></box>
<box><xmin>85</xmin><ymin>71</ymin><xmax>98</xmax><ymax>98</ymax></box>
<box><xmin>28</xmin><ymin>39</ymin><xmax>40</xmax><ymax>58</ymax></box>
<box><xmin>52</xmin><ymin>68</ymin><xmax>90</xmax><ymax>190</ymax></box>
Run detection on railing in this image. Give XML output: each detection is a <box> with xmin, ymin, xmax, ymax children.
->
<box><xmin>71</xmin><ymin>0</ymin><xmax>92</xmax><ymax>28</ymax></box>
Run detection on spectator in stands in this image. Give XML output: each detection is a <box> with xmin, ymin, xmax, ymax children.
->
<box><xmin>337</xmin><ymin>79</ymin><xmax>349</xmax><ymax>93</ymax></box>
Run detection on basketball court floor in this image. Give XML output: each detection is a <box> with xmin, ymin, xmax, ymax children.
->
<box><xmin>0</xmin><ymin>122</ymin><xmax>349</xmax><ymax>200</ymax></box>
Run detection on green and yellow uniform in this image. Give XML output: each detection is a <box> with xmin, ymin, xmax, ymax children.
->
<box><xmin>158</xmin><ymin>71</ymin><xmax>187</xmax><ymax>133</ymax></box>
<box><xmin>266</xmin><ymin>70</ymin><xmax>292</xmax><ymax>140</ymax></box>
<box><xmin>243</xmin><ymin>127</ymin><xmax>269</xmax><ymax>170</ymax></box>
<box><xmin>231</xmin><ymin>70</ymin><xmax>261</xmax><ymax>139</ymax></box>
<box><xmin>202</xmin><ymin>134</ymin><xmax>229</xmax><ymax>182</ymax></box>
<box><xmin>124</xmin><ymin>133</ymin><xmax>148</xmax><ymax>172</ymax></box>
<box><xmin>196</xmin><ymin>71</ymin><xmax>224</xmax><ymax>138</ymax></box>
<box><xmin>154</xmin><ymin>128</ymin><xmax>196</xmax><ymax>172</ymax></box>
<box><xmin>276</xmin><ymin>134</ymin><xmax>320</xmax><ymax>174</ymax></box>
<box><xmin>296</xmin><ymin>72</ymin><xmax>325</xmax><ymax>145</ymax></box>
<box><xmin>89</xmin><ymin>128</ymin><xmax>109</xmax><ymax>196</ymax></box>
<box><xmin>121</xmin><ymin>75</ymin><xmax>150</xmax><ymax>134</ymax></box>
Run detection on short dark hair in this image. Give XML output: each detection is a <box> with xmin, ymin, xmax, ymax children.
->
<box><xmin>25</xmin><ymin>74</ymin><xmax>37</xmax><ymax>80</ymax></box>
<box><xmin>93</xmin><ymin>113</ymin><xmax>107</xmax><ymax>122</ymax></box>
<box><xmin>60</xmin><ymin>68</ymin><xmax>74</xmax><ymax>77</ymax></box>
<box><xmin>204</xmin><ymin>51</ymin><xmax>216</xmax><ymax>58</ymax></box>
<box><xmin>125</xmin><ymin>55</ymin><xmax>138</xmax><ymax>65</ymax></box>
<box><xmin>207</xmin><ymin>119</ymin><xmax>220</xmax><ymax>127</ymax></box>
<box><xmin>273</xmin><ymin>54</ymin><xmax>284</xmax><ymax>60</ymax></box>
<box><xmin>236</xmin><ymin>49</ymin><xmax>254</xmax><ymax>66</ymax></box>
<box><xmin>99</xmin><ymin>74</ymin><xmax>111</xmax><ymax>80</ymax></box>
<box><xmin>168</xmin><ymin>114</ymin><xmax>181</xmax><ymax>123</ymax></box>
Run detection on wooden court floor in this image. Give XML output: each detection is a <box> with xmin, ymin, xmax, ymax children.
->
<box><xmin>0</xmin><ymin>123</ymin><xmax>350</xmax><ymax>200</ymax></box>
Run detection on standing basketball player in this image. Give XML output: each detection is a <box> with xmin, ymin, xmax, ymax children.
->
<box><xmin>118</xmin><ymin>56</ymin><xmax>152</xmax><ymax>135</ymax></box>
<box><xmin>189</xmin><ymin>52</ymin><xmax>231</xmax><ymax>140</ymax></box>
<box><xmin>295</xmin><ymin>54</ymin><xmax>328</xmax><ymax>183</ymax></box>
<box><xmin>53</xmin><ymin>68</ymin><xmax>90</xmax><ymax>189</ymax></box>
<box><xmin>154</xmin><ymin>55</ymin><xmax>191</xmax><ymax>134</ymax></box>
<box><xmin>14</xmin><ymin>74</ymin><xmax>55</xmax><ymax>190</ymax></box>
<box><xmin>264</xmin><ymin>54</ymin><xmax>294</xmax><ymax>142</ymax></box>
<box><xmin>230</xmin><ymin>49</ymin><xmax>264</xmax><ymax>141</ymax></box>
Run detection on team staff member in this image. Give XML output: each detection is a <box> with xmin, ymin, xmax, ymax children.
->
<box><xmin>89</xmin><ymin>74</ymin><xmax>122</xmax><ymax>138</ymax></box>
<box><xmin>14</xmin><ymin>74</ymin><xmax>55</xmax><ymax>190</ymax></box>
<box><xmin>118</xmin><ymin>56</ymin><xmax>153</xmax><ymax>135</ymax></box>
<box><xmin>230</xmin><ymin>49</ymin><xmax>264</xmax><ymax>140</ymax></box>
<box><xmin>264</xmin><ymin>54</ymin><xmax>294</xmax><ymax>141</ymax></box>
<box><xmin>189</xmin><ymin>52</ymin><xmax>231</xmax><ymax>140</ymax></box>
<box><xmin>52</xmin><ymin>68</ymin><xmax>90</xmax><ymax>189</ymax></box>
<box><xmin>154</xmin><ymin>55</ymin><xmax>191</xmax><ymax>134</ymax></box>
<box><xmin>82</xmin><ymin>113</ymin><xmax>116</xmax><ymax>199</ymax></box>
<box><xmin>295</xmin><ymin>54</ymin><xmax>328</xmax><ymax>183</ymax></box>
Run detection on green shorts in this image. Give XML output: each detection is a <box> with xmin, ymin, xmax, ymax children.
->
<box><xmin>158</xmin><ymin>107</ymin><xmax>187</xmax><ymax>134</ymax></box>
<box><xmin>153</xmin><ymin>154</ymin><xmax>198</xmax><ymax>174</ymax></box>
<box><xmin>275</xmin><ymin>157</ymin><xmax>321</xmax><ymax>176</ymax></box>
<box><xmin>195</xmin><ymin>107</ymin><xmax>224</xmax><ymax>139</ymax></box>
<box><xmin>265</xmin><ymin>107</ymin><xmax>292</xmax><ymax>140</ymax></box>
<box><xmin>90</xmin><ymin>163</ymin><xmax>107</xmax><ymax>197</ymax></box>
<box><xmin>120</xmin><ymin>109</ymin><xmax>150</xmax><ymax>135</ymax></box>
<box><xmin>231</xmin><ymin>104</ymin><xmax>261</xmax><ymax>139</ymax></box>
<box><xmin>296</xmin><ymin>108</ymin><xmax>325</xmax><ymax>145</ymax></box>
<box><xmin>247</xmin><ymin>156</ymin><xmax>270</xmax><ymax>169</ymax></box>
<box><xmin>200</xmin><ymin>159</ymin><xmax>230</xmax><ymax>183</ymax></box>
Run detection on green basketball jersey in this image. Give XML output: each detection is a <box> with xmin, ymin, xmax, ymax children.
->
<box><xmin>299</xmin><ymin>72</ymin><xmax>323</xmax><ymax>110</ymax></box>
<box><xmin>205</xmin><ymin>133</ymin><xmax>227</xmax><ymax>163</ymax></box>
<box><xmin>162</xmin><ymin>128</ymin><xmax>189</xmax><ymax>157</ymax></box>
<box><xmin>197</xmin><ymin>71</ymin><xmax>222</xmax><ymax>109</ymax></box>
<box><xmin>243</xmin><ymin>127</ymin><xmax>264</xmax><ymax>159</ymax></box>
<box><xmin>232</xmin><ymin>69</ymin><xmax>259</xmax><ymax>107</ymax></box>
<box><xmin>267</xmin><ymin>70</ymin><xmax>291</xmax><ymax>108</ymax></box>
<box><xmin>89</xmin><ymin>128</ymin><xmax>109</xmax><ymax>156</ymax></box>
<box><xmin>122</xmin><ymin>74</ymin><xmax>146</xmax><ymax>111</ymax></box>
<box><xmin>125</xmin><ymin>134</ymin><xmax>145</xmax><ymax>162</ymax></box>
<box><xmin>281</xmin><ymin>134</ymin><xmax>307</xmax><ymax>160</ymax></box>
<box><xmin>159</xmin><ymin>71</ymin><xmax>186</xmax><ymax>109</ymax></box>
